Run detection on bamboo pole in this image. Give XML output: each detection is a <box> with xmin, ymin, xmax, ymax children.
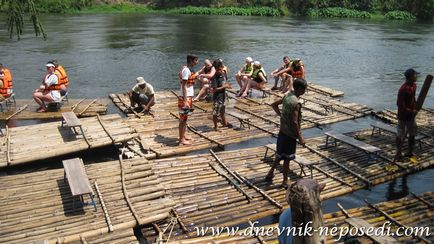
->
<box><xmin>78</xmin><ymin>99</ymin><xmax>97</xmax><ymax>117</ymax></box>
<box><xmin>171</xmin><ymin>209</ymin><xmax>188</xmax><ymax>234</ymax></box>
<box><xmin>94</xmin><ymin>181</ymin><xmax>114</xmax><ymax>232</ymax></box>
<box><xmin>411</xmin><ymin>192</ymin><xmax>433</xmax><ymax>209</ymax></box>
<box><xmin>96</xmin><ymin>114</ymin><xmax>116</xmax><ymax>143</ymax></box>
<box><xmin>5</xmin><ymin>104</ymin><xmax>28</xmax><ymax>121</ymax></box>
<box><xmin>6</xmin><ymin>133</ymin><xmax>11</xmax><ymax>166</ymax></box>
<box><xmin>116</xmin><ymin>94</ymin><xmax>142</xmax><ymax>118</ymax></box>
<box><xmin>71</xmin><ymin>98</ymin><xmax>86</xmax><ymax>112</ymax></box>
<box><xmin>248</xmin><ymin>220</ymin><xmax>266</xmax><ymax>244</ymax></box>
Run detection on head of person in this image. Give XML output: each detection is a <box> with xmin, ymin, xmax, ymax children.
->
<box><xmin>212</xmin><ymin>59</ymin><xmax>224</xmax><ymax>73</ymax></box>
<box><xmin>204</xmin><ymin>59</ymin><xmax>212</xmax><ymax>68</ymax></box>
<box><xmin>293</xmin><ymin>78</ymin><xmax>308</xmax><ymax>97</ymax></box>
<box><xmin>253</xmin><ymin>61</ymin><xmax>262</xmax><ymax>69</ymax></box>
<box><xmin>245</xmin><ymin>57</ymin><xmax>253</xmax><ymax>65</ymax></box>
<box><xmin>46</xmin><ymin>62</ymin><xmax>56</xmax><ymax>73</ymax></box>
<box><xmin>136</xmin><ymin>77</ymin><xmax>147</xmax><ymax>89</ymax></box>
<box><xmin>292</xmin><ymin>58</ymin><xmax>302</xmax><ymax>67</ymax></box>
<box><xmin>286</xmin><ymin>179</ymin><xmax>326</xmax><ymax>205</ymax></box>
<box><xmin>187</xmin><ymin>54</ymin><xmax>199</xmax><ymax>67</ymax></box>
<box><xmin>404</xmin><ymin>68</ymin><xmax>419</xmax><ymax>83</ymax></box>
<box><xmin>283</xmin><ymin>56</ymin><xmax>291</xmax><ymax>65</ymax></box>
<box><xmin>50</xmin><ymin>59</ymin><xmax>59</xmax><ymax>68</ymax></box>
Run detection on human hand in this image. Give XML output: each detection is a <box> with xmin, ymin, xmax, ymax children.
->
<box><xmin>298</xmin><ymin>137</ymin><xmax>306</xmax><ymax>146</ymax></box>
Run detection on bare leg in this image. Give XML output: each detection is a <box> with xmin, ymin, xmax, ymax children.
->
<box><xmin>194</xmin><ymin>80</ymin><xmax>209</xmax><ymax>101</ymax></box>
<box><xmin>266</xmin><ymin>157</ymin><xmax>281</xmax><ymax>180</ymax></box>
<box><xmin>282</xmin><ymin>159</ymin><xmax>290</xmax><ymax>186</ymax></box>
<box><xmin>213</xmin><ymin>115</ymin><xmax>219</xmax><ymax>131</ymax></box>
<box><xmin>235</xmin><ymin>73</ymin><xmax>242</xmax><ymax>89</ymax></box>
<box><xmin>179</xmin><ymin>119</ymin><xmax>191</xmax><ymax>145</ymax></box>
<box><xmin>394</xmin><ymin>137</ymin><xmax>403</xmax><ymax>162</ymax></box>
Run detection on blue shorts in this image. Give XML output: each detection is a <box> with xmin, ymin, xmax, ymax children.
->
<box><xmin>276</xmin><ymin>132</ymin><xmax>296</xmax><ymax>161</ymax></box>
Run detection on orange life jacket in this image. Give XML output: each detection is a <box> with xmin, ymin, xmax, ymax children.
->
<box><xmin>44</xmin><ymin>72</ymin><xmax>62</xmax><ymax>91</ymax></box>
<box><xmin>178</xmin><ymin>66</ymin><xmax>196</xmax><ymax>85</ymax></box>
<box><xmin>0</xmin><ymin>68</ymin><xmax>13</xmax><ymax>96</ymax></box>
<box><xmin>56</xmin><ymin>65</ymin><xmax>69</xmax><ymax>87</ymax></box>
<box><xmin>291</xmin><ymin>66</ymin><xmax>305</xmax><ymax>79</ymax></box>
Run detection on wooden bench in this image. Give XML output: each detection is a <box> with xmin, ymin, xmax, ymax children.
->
<box><xmin>226</xmin><ymin>110</ymin><xmax>251</xmax><ymax>129</ymax></box>
<box><xmin>371</xmin><ymin>122</ymin><xmax>423</xmax><ymax>149</ymax></box>
<box><xmin>62</xmin><ymin>158</ymin><xmax>97</xmax><ymax>211</ymax></box>
<box><xmin>301</xmin><ymin>97</ymin><xmax>333</xmax><ymax>114</ymax></box>
<box><xmin>0</xmin><ymin>93</ymin><xmax>16</xmax><ymax>112</ymax></box>
<box><xmin>61</xmin><ymin>111</ymin><xmax>84</xmax><ymax>134</ymax></box>
<box><xmin>263</xmin><ymin>144</ymin><xmax>318</xmax><ymax>178</ymax></box>
<box><xmin>324</xmin><ymin>130</ymin><xmax>381</xmax><ymax>161</ymax></box>
<box><xmin>344</xmin><ymin>218</ymin><xmax>399</xmax><ymax>244</ymax></box>
<box><xmin>248</xmin><ymin>87</ymin><xmax>269</xmax><ymax>98</ymax></box>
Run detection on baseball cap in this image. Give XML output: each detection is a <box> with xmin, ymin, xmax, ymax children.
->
<box><xmin>404</xmin><ymin>68</ymin><xmax>420</xmax><ymax>78</ymax></box>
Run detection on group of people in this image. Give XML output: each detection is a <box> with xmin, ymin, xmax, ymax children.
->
<box><xmin>0</xmin><ymin>61</ymin><xmax>69</xmax><ymax>112</ymax></box>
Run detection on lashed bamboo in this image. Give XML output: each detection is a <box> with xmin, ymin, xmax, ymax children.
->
<box><xmin>0</xmin><ymin>99</ymin><xmax>107</xmax><ymax>120</ymax></box>
<box><xmin>0</xmin><ymin>157</ymin><xmax>172</xmax><ymax>244</ymax></box>
<box><xmin>0</xmin><ymin>114</ymin><xmax>137</xmax><ymax>168</ymax></box>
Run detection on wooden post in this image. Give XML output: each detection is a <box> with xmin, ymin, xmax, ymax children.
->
<box><xmin>287</xmin><ymin>179</ymin><xmax>325</xmax><ymax>244</ymax></box>
<box><xmin>416</xmin><ymin>74</ymin><xmax>433</xmax><ymax>110</ymax></box>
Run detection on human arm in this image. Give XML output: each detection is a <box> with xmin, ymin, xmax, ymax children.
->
<box><xmin>271</xmin><ymin>98</ymin><xmax>283</xmax><ymax>116</ymax></box>
<box><xmin>200</xmin><ymin>67</ymin><xmax>216</xmax><ymax>79</ymax></box>
<box><xmin>142</xmin><ymin>94</ymin><xmax>155</xmax><ymax>111</ymax></box>
<box><xmin>292</xmin><ymin>104</ymin><xmax>305</xmax><ymax>145</ymax></box>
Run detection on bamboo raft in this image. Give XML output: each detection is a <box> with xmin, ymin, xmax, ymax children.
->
<box><xmin>141</xmin><ymin>128</ymin><xmax>433</xmax><ymax>241</ymax></box>
<box><xmin>0</xmin><ymin>99</ymin><xmax>108</xmax><ymax>120</ymax></box>
<box><xmin>170</xmin><ymin>191</ymin><xmax>434</xmax><ymax>243</ymax></box>
<box><xmin>0</xmin><ymin>157</ymin><xmax>173</xmax><ymax>243</ymax></box>
<box><xmin>0</xmin><ymin>114</ymin><xmax>137</xmax><ymax>168</ymax></box>
<box><xmin>373</xmin><ymin>108</ymin><xmax>434</xmax><ymax>139</ymax></box>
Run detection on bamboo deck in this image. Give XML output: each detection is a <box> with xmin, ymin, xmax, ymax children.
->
<box><xmin>0</xmin><ymin>157</ymin><xmax>173</xmax><ymax>244</ymax></box>
<box><xmin>111</xmin><ymin>87</ymin><xmax>370</xmax><ymax>159</ymax></box>
<box><xmin>141</xmin><ymin>128</ymin><xmax>433</xmax><ymax>241</ymax></box>
<box><xmin>170</xmin><ymin>191</ymin><xmax>434</xmax><ymax>243</ymax></box>
<box><xmin>373</xmin><ymin>108</ymin><xmax>434</xmax><ymax>139</ymax></box>
<box><xmin>0</xmin><ymin>99</ymin><xmax>108</xmax><ymax>120</ymax></box>
<box><xmin>77</xmin><ymin>228</ymin><xmax>138</xmax><ymax>244</ymax></box>
<box><xmin>0</xmin><ymin>114</ymin><xmax>137</xmax><ymax>168</ymax></box>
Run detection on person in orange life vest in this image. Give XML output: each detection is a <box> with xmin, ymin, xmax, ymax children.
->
<box><xmin>235</xmin><ymin>57</ymin><xmax>254</xmax><ymax>94</ymax></box>
<box><xmin>270</xmin><ymin>56</ymin><xmax>291</xmax><ymax>91</ymax></box>
<box><xmin>33</xmin><ymin>62</ymin><xmax>61</xmax><ymax>112</ymax></box>
<box><xmin>50</xmin><ymin>60</ymin><xmax>69</xmax><ymax>96</ymax></box>
<box><xmin>178</xmin><ymin>54</ymin><xmax>199</xmax><ymax>145</ymax></box>
<box><xmin>282</xmin><ymin>58</ymin><xmax>305</xmax><ymax>94</ymax></box>
<box><xmin>238</xmin><ymin>61</ymin><xmax>267</xmax><ymax>98</ymax></box>
<box><xmin>194</xmin><ymin>59</ymin><xmax>216</xmax><ymax>102</ymax></box>
<box><xmin>0</xmin><ymin>63</ymin><xmax>13</xmax><ymax>102</ymax></box>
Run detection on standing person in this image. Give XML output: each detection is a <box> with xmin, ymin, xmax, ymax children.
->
<box><xmin>128</xmin><ymin>77</ymin><xmax>155</xmax><ymax>114</ymax></box>
<box><xmin>194</xmin><ymin>59</ymin><xmax>216</xmax><ymax>101</ymax></box>
<box><xmin>0</xmin><ymin>63</ymin><xmax>13</xmax><ymax>102</ymax></box>
<box><xmin>270</xmin><ymin>56</ymin><xmax>291</xmax><ymax>91</ymax></box>
<box><xmin>394</xmin><ymin>68</ymin><xmax>419</xmax><ymax>162</ymax></box>
<box><xmin>211</xmin><ymin>59</ymin><xmax>232</xmax><ymax>131</ymax></box>
<box><xmin>178</xmin><ymin>54</ymin><xmax>199</xmax><ymax>145</ymax></box>
<box><xmin>265</xmin><ymin>78</ymin><xmax>308</xmax><ymax>188</ymax></box>
<box><xmin>33</xmin><ymin>62</ymin><xmax>61</xmax><ymax>112</ymax></box>
<box><xmin>235</xmin><ymin>57</ymin><xmax>254</xmax><ymax>93</ymax></box>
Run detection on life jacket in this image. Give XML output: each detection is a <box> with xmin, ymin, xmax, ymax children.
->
<box><xmin>291</xmin><ymin>65</ymin><xmax>304</xmax><ymax>79</ymax></box>
<box><xmin>56</xmin><ymin>65</ymin><xmax>69</xmax><ymax>87</ymax></box>
<box><xmin>44</xmin><ymin>72</ymin><xmax>62</xmax><ymax>91</ymax></box>
<box><xmin>178</xmin><ymin>66</ymin><xmax>197</xmax><ymax>86</ymax></box>
<box><xmin>243</xmin><ymin>64</ymin><xmax>253</xmax><ymax>74</ymax></box>
<box><xmin>0</xmin><ymin>68</ymin><xmax>13</xmax><ymax>95</ymax></box>
<box><xmin>252</xmin><ymin>67</ymin><xmax>267</xmax><ymax>82</ymax></box>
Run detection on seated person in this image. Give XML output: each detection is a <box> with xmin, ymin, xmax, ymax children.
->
<box><xmin>194</xmin><ymin>59</ymin><xmax>216</xmax><ymax>101</ymax></box>
<box><xmin>235</xmin><ymin>57</ymin><xmax>254</xmax><ymax>92</ymax></box>
<box><xmin>0</xmin><ymin>63</ymin><xmax>13</xmax><ymax>102</ymax></box>
<box><xmin>238</xmin><ymin>61</ymin><xmax>267</xmax><ymax>98</ymax></box>
<box><xmin>270</xmin><ymin>56</ymin><xmax>291</xmax><ymax>91</ymax></box>
<box><xmin>33</xmin><ymin>62</ymin><xmax>62</xmax><ymax>112</ymax></box>
<box><xmin>128</xmin><ymin>77</ymin><xmax>155</xmax><ymax>113</ymax></box>
<box><xmin>282</xmin><ymin>58</ymin><xmax>305</xmax><ymax>93</ymax></box>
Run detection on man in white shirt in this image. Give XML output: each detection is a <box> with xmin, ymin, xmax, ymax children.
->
<box><xmin>128</xmin><ymin>76</ymin><xmax>155</xmax><ymax>113</ymax></box>
<box><xmin>33</xmin><ymin>62</ymin><xmax>61</xmax><ymax>112</ymax></box>
<box><xmin>178</xmin><ymin>54</ymin><xmax>198</xmax><ymax>145</ymax></box>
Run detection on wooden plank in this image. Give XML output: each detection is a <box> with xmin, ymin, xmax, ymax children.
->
<box><xmin>5</xmin><ymin>104</ymin><xmax>28</xmax><ymax>121</ymax></box>
<box><xmin>325</xmin><ymin>130</ymin><xmax>381</xmax><ymax>153</ymax></box>
<box><xmin>62</xmin><ymin>158</ymin><xmax>93</xmax><ymax>196</ymax></box>
<box><xmin>416</xmin><ymin>74</ymin><xmax>433</xmax><ymax>110</ymax></box>
<box><xmin>62</xmin><ymin>112</ymin><xmax>81</xmax><ymax>127</ymax></box>
<box><xmin>78</xmin><ymin>99</ymin><xmax>97</xmax><ymax>117</ymax></box>
<box><xmin>226</xmin><ymin>110</ymin><xmax>250</xmax><ymax>121</ymax></box>
<box><xmin>345</xmin><ymin>218</ymin><xmax>399</xmax><ymax>244</ymax></box>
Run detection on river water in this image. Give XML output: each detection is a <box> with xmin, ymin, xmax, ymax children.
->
<box><xmin>1</xmin><ymin>14</ymin><xmax>433</xmax><ymax>213</ymax></box>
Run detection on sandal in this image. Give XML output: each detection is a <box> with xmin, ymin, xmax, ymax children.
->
<box><xmin>265</xmin><ymin>174</ymin><xmax>274</xmax><ymax>182</ymax></box>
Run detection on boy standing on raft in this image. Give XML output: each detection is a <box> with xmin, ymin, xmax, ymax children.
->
<box><xmin>178</xmin><ymin>54</ymin><xmax>199</xmax><ymax>145</ymax></box>
<box><xmin>211</xmin><ymin>59</ymin><xmax>232</xmax><ymax>131</ymax></box>
<box><xmin>265</xmin><ymin>78</ymin><xmax>307</xmax><ymax>188</ymax></box>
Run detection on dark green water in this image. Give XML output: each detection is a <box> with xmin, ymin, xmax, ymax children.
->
<box><xmin>1</xmin><ymin>13</ymin><xmax>433</xmax><ymax>214</ymax></box>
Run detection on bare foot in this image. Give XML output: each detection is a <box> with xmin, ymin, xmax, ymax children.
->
<box><xmin>214</xmin><ymin>127</ymin><xmax>220</xmax><ymax>132</ymax></box>
<box><xmin>179</xmin><ymin>139</ymin><xmax>192</xmax><ymax>145</ymax></box>
<box><xmin>37</xmin><ymin>108</ymin><xmax>47</xmax><ymax>113</ymax></box>
<box><xmin>184</xmin><ymin>135</ymin><xmax>193</xmax><ymax>140</ymax></box>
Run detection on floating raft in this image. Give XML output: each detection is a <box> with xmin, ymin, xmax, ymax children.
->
<box><xmin>0</xmin><ymin>157</ymin><xmax>173</xmax><ymax>243</ymax></box>
<box><xmin>170</xmin><ymin>191</ymin><xmax>434</xmax><ymax>243</ymax></box>
<box><xmin>373</xmin><ymin>108</ymin><xmax>434</xmax><ymax>138</ymax></box>
<box><xmin>0</xmin><ymin>99</ymin><xmax>108</xmax><ymax>120</ymax></box>
<box><xmin>141</xmin><ymin>128</ymin><xmax>433</xmax><ymax>241</ymax></box>
<box><xmin>0</xmin><ymin>114</ymin><xmax>136</xmax><ymax>168</ymax></box>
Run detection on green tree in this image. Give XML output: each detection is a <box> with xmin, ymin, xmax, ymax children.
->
<box><xmin>1</xmin><ymin>0</ymin><xmax>46</xmax><ymax>40</ymax></box>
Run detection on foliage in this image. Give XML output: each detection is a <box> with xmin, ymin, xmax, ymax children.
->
<box><xmin>384</xmin><ymin>10</ymin><xmax>415</xmax><ymax>20</ymax></box>
<box><xmin>75</xmin><ymin>2</ymin><xmax>153</xmax><ymax>13</ymax></box>
<box><xmin>307</xmin><ymin>7</ymin><xmax>371</xmax><ymax>18</ymax></box>
<box><xmin>33</xmin><ymin>0</ymin><xmax>92</xmax><ymax>13</ymax></box>
<box><xmin>0</xmin><ymin>0</ymin><xmax>46</xmax><ymax>40</ymax></box>
<box><xmin>168</xmin><ymin>6</ymin><xmax>281</xmax><ymax>16</ymax></box>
